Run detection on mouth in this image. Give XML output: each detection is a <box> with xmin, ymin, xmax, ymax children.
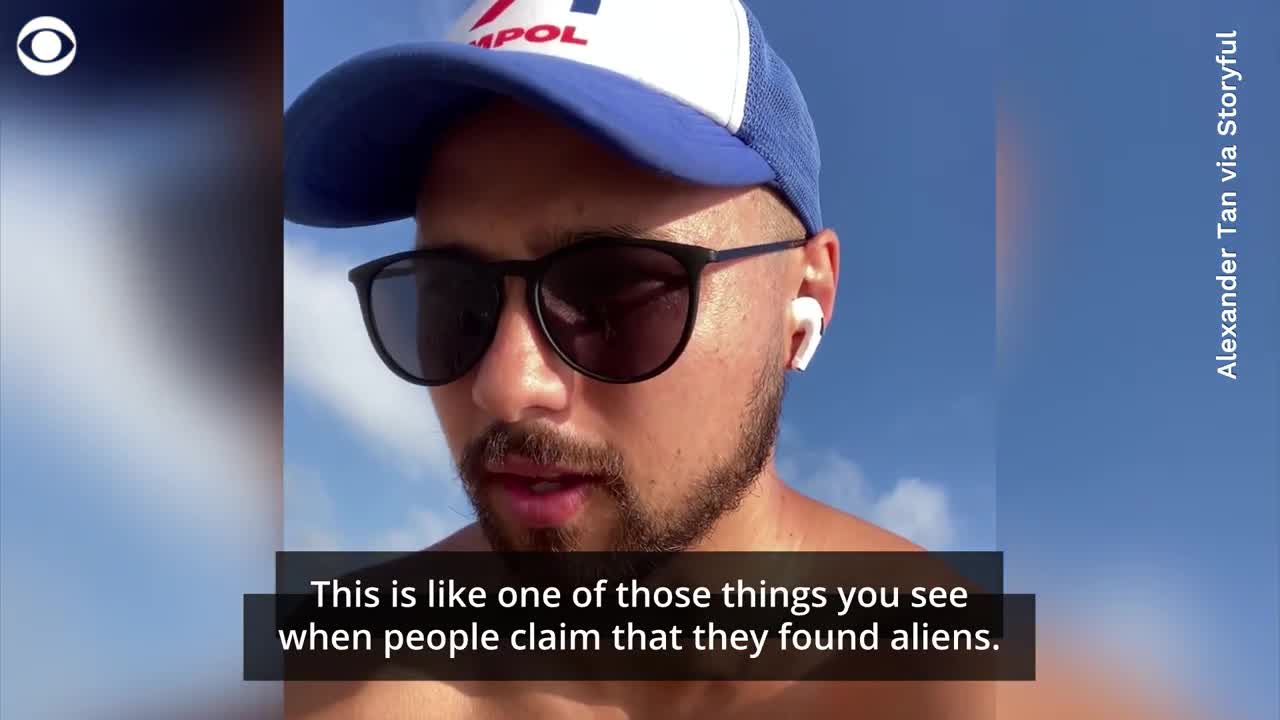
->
<box><xmin>484</xmin><ymin>456</ymin><xmax>600</xmax><ymax>529</ymax></box>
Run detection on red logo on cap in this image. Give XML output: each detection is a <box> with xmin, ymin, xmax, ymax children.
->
<box><xmin>470</xmin><ymin>0</ymin><xmax>602</xmax><ymax>30</ymax></box>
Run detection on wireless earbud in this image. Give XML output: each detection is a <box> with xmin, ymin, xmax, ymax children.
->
<box><xmin>788</xmin><ymin>297</ymin><xmax>825</xmax><ymax>371</ymax></box>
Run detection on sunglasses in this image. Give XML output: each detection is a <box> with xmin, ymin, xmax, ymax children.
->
<box><xmin>348</xmin><ymin>235</ymin><xmax>809</xmax><ymax>386</ymax></box>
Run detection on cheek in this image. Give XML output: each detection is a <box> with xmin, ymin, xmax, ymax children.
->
<box><xmin>685</xmin><ymin>277</ymin><xmax>774</xmax><ymax>392</ymax></box>
<box><xmin>598</xmin><ymin>310</ymin><xmax>764</xmax><ymax>475</ymax></box>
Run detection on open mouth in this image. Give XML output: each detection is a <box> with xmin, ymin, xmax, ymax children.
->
<box><xmin>529</xmin><ymin>479</ymin><xmax>572</xmax><ymax>494</ymax></box>
<box><xmin>499</xmin><ymin>473</ymin><xmax>592</xmax><ymax>497</ymax></box>
<box><xmin>485</xmin><ymin>457</ymin><xmax>598</xmax><ymax>528</ymax></box>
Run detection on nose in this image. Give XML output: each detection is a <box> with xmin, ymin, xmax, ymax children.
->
<box><xmin>469</xmin><ymin>278</ymin><xmax>571</xmax><ymax>422</ymax></box>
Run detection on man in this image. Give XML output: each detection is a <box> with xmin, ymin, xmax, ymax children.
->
<box><xmin>283</xmin><ymin>1</ymin><xmax>1199</xmax><ymax>716</ymax></box>
<box><xmin>287</xmin><ymin>0</ymin><xmax>865</xmax><ymax>559</ymax></box>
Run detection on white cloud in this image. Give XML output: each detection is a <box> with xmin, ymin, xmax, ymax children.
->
<box><xmin>784</xmin><ymin>448</ymin><xmax>956</xmax><ymax>549</ymax></box>
<box><xmin>285</xmin><ymin>464</ymin><xmax>469</xmax><ymax>551</ymax></box>
<box><xmin>284</xmin><ymin>237</ymin><xmax>454</xmax><ymax>482</ymax></box>
<box><xmin>870</xmin><ymin>477</ymin><xmax>953</xmax><ymax>550</ymax></box>
<box><xmin>369</xmin><ymin>506</ymin><xmax>468</xmax><ymax>551</ymax></box>
<box><xmin>284</xmin><ymin>238</ymin><xmax>474</xmax><ymax>552</ymax></box>
<box><xmin>284</xmin><ymin>466</ymin><xmax>342</xmax><ymax>550</ymax></box>
<box><xmin>296</xmin><ymin>530</ymin><xmax>343</xmax><ymax>551</ymax></box>
<box><xmin>0</xmin><ymin>141</ymin><xmax>274</xmax><ymax>547</ymax></box>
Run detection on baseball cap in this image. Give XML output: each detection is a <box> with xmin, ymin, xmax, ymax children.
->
<box><xmin>284</xmin><ymin>0</ymin><xmax>823</xmax><ymax>235</ymax></box>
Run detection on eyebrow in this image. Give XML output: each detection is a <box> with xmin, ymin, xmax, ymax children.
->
<box><xmin>417</xmin><ymin>223</ymin><xmax>688</xmax><ymax>260</ymax></box>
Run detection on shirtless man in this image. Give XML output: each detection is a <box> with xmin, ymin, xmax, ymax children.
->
<box><xmin>283</xmin><ymin>2</ymin><xmax>1202</xmax><ymax>716</ymax></box>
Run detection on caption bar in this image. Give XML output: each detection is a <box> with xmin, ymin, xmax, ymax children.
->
<box><xmin>244</xmin><ymin>551</ymin><xmax>1035</xmax><ymax>681</ymax></box>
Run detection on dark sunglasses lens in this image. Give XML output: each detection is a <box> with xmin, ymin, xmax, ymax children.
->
<box><xmin>539</xmin><ymin>245</ymin><xmax>692</xmax><ymax>381</ymax></box>
<box><xmin>369</xmin><ymin>257</ymin><xmax>499</xmax><ymax>384</ymax></box>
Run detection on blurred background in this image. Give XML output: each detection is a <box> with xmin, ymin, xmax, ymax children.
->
<box><xmin>996</xmin><ymin>2</ymin><xmax>1277</xmax><ymax>715</ymax></box>
<box><xmin>1</xmin><ymin>1</ymin><xmax>282</xmax><ymax>718</ymax></box>
<box><xmin>2</xmin><ymin>0</ymin><xmax>1277</xmax><ymax>718</ymax></box>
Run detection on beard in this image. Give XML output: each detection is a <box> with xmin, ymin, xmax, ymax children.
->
<box><xmin>457</xmin><ymin>360</ymin><xmax>786</xmax><ymax>554</ymax></box>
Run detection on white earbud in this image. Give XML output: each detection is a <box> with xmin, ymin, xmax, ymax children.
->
<box><xmin>789</xmin><ymin>297</ymin><xmax>825</xmax><ymax>371</ymax></box>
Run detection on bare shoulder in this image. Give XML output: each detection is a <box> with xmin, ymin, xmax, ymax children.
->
<box><xmin>285</xmin><ymin>680</ymin><xmax>477</xmax><ymax>719</ymax></box>
<box><xmin>784</xmin><ymin>488</ymin><xmax>922</xmax><ymax>552</ymax></box>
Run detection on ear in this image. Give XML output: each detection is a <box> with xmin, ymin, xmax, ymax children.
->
<box><xmin>788</xmin><ymin>229</ymin><xmax>839</xmax><ymax>365</ymax></box>
<box><xmin>798</xmin><ymin>228</ymin><xmax>839</xmax><ymax>324</ymax></box>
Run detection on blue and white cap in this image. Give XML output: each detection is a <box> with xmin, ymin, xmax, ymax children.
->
<box><xmin>284</xmin><ymin>0</ymin><xmax>823</xmax><ymax>234</ymax></box>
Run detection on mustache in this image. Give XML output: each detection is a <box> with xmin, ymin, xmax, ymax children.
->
<box><xmin>459</xmin><ymin>422</ymin><xmax>626</xmax><ymax>484</ymax></box>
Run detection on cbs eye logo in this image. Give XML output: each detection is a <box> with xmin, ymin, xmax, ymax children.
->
<box><xmin>16</xmin><ymin>16</ymin><xmax>76</xmax><ymax>76</ymax></box>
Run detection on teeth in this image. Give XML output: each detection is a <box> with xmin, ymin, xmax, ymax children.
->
<box><xmin>530</xmin><ymin>481</ymin><xmax>562</xmax><ymax>494</ymax></box>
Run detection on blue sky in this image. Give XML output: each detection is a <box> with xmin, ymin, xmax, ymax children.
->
<box><xmin>279</xmin><ymin>0</ymin><xmax>1276</xmax><ymax>716</ymax></box>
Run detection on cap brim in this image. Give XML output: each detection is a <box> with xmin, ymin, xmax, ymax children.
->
<box><xmin>284</xmin><ymin>42</ymin><xmax>776</xmax><ymax>228</ymax></box>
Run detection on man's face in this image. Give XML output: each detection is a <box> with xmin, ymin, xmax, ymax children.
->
<box><xmin>416</xmin><ymin>101</ymin><xmax>794</xmax><ymax>552</ymax></box>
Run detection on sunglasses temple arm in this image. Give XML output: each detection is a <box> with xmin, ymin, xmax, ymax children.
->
<box><xmin>707</xmin><ymin>238</ymin><xmax>809</xmax><ymax>263</ymax></box>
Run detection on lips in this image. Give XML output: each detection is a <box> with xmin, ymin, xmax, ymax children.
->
<box><xmin>485</xmin><ymin>456</ymin><xmax>597</xmax><ymax>528</ymax></box>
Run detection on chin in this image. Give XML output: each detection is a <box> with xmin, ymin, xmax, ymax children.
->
<box><xmin>485</xmin><ymin>522</ymin><xmax>580</xmax><ymax>552</ymax></box>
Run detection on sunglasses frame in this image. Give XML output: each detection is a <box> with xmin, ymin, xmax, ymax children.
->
<box><xmin>349</xmin><ymin>236</ymin><xmax>810</xmax><ymax>386</ymax></box>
